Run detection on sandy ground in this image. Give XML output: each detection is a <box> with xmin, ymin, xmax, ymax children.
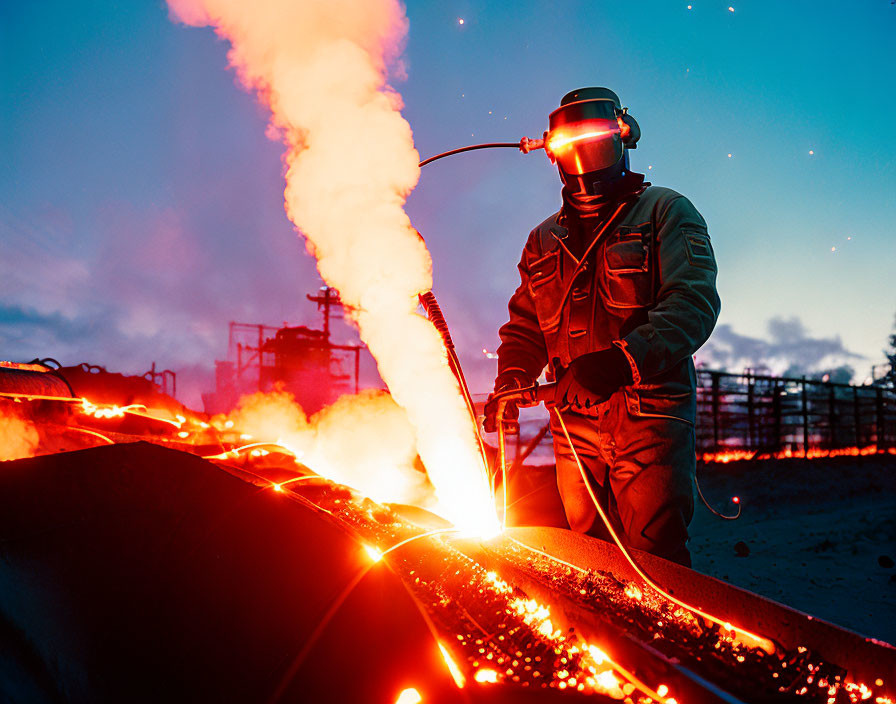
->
<box><xmin>689</xmin><ymin>455</ymin><xmax>896</xmax><ymax>645</ymax></box>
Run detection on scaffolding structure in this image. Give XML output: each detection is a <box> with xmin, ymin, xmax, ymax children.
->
<box><xmin>204</xmin><ymin>287</ymin><xmax>365</xmax><ymax>414</ymax></box>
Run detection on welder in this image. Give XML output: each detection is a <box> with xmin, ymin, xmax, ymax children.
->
<box><xmin>484</xmin><ymin>88</ymin><xmax>720</xmax><ymax>566</ymax></box>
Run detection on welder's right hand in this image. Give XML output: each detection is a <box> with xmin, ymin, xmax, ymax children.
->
<box><xmin>483</xmin><ymin>372</ymin><xmax>534</xmax><ymax>435</ymax></box>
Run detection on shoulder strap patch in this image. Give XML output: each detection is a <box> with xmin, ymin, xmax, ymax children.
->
<box><xmin>683</xmin><ymin>230</ymin><xmax>716</xmax><ymax>270</ymax></box>
<box><xmin>537</xmin><ymin>220</ymin><xmax>564</xmax><ymax>254</ymax></box>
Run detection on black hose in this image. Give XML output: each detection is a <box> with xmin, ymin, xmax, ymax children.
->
<box><xmin>418</xmin><ymin>142</ymin><xmax>521</xmax><ymax>168</ymax></box>
<box><xmin>695</xmin><ymin>471</ymin><xmax>742</xmax><ymax>520</ymax></box>
<box><xmin>27</xmin><ymin>357</ymin><xmax>76</xmax><ymax>397</ymax></box>
<box><xmin>29</xmin><ymin>357</ymin><xmax>63</xmax><ymax>370</ymax></box>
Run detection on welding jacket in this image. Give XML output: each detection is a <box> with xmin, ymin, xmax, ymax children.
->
<box><xmin>497</xmin><ymin>186</ymin><xmax>721</xmax><ymax>424</ymax></box>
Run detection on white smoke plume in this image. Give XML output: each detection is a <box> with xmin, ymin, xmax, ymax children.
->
<box><xmin>224</xmin><ymin>388</ymin><xmax>432</xmax><ymax>506</ymax></box>
<box><xmin>167</xmin><ymin>0</ymin><xmax>496</xmax><ymax>533</ymax></box>
<box><xmin>0</xmin><ymin>405</ymin><xmax>40</xmax><ymax>461</ymax></box>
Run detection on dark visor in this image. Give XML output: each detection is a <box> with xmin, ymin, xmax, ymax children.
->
<box><xmin>547</xmin><ymin>100</ymin><xmax>623</xmax><ymax>175</ymax></box>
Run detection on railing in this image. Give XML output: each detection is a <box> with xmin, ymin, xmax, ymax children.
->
<box><xmin>696</xmin><ymin>370</ymin><xmax>896</xmax><ymax>455</ymax></box>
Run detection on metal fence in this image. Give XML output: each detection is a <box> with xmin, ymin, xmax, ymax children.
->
<box><xmin>696</xmin><ymin>370</ymin><xmax>896</xmax><ymax>455</ymax></box>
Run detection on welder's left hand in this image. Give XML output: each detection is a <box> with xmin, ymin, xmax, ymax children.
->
<box><xmin>551</xmin><ymin>366</ymin><xmax>594</xmax><ymax>412</ymax></box>
<box><xmin>569</xmin><ymin>346</ymin><xmax>634</xmax><ymax>398</ymax></box>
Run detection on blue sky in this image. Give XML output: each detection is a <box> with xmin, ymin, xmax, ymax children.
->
<box><xmin>2</xmin><ymin>1</ymin><xmax>895</xmax><ymax>404</ymax></box>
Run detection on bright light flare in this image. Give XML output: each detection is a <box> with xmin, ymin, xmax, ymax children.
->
<box><xmin>548</xmin><ymin>127</ymin><xmax>619</xmax><ymax>152</ymax></box>
<box><xmin>449</xmin><ymin>516</ymin><xmax>502</xmax><ymax>541</ymax></box>
<box><xmin>394</xmin><ymin>688</ymin><xmax>422</xmax><ymax>704</ymax></box>
<box><xmin>364</xmin><ymin>545</ymin><xmax>384</xmax><ymax>563</ymax></box>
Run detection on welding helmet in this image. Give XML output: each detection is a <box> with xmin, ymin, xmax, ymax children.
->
<box><xmin>546</xmin><ymin>87</ymin><xmax>641</xmax><ymax>194</ymax></box>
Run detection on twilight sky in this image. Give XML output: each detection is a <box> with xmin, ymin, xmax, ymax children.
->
<box><xmin>2</xmin><ymin>1</ymin><xmax>895</xmax><ymax>407</ymax></box>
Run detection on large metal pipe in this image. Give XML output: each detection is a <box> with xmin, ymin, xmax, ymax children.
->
<box><xmin>0</xmin><ymin>363</ymin><xmax>74</xmax><ymax>398</ymax></box>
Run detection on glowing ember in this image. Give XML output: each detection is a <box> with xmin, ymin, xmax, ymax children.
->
<box><xmin>701</xmin><ymin>444</ymin><xmax>896</xmax><ymax>464</ymax></box>
<box><xmin>624</xmin><ymin>584</ymin><xmax>643</xmax><ymax>601</ymax></box>
<box><xmin>474</xmin><ymin>668</ymin><xmax>499</xmax><ymax>683</ymax></box>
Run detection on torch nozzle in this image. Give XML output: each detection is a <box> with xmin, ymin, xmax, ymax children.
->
<box><xmin>491</xmin><ymin>381</ymin><xmax>556</xmax><ymax>409</ymax></box>
<box><xmin>518</xmin><ymin>136</ymin><xmax>545</xmax><ymax>154</ymax></box>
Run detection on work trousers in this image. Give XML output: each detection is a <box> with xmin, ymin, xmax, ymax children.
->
<box><xmin>550</xmin><ymin>391</ymin><xmax>696</xmax><ymax>566</ymax></box>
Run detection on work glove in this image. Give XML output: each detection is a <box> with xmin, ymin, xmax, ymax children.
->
<box><xmin>551</xmin><ymin>365</ymin><xmax>597</xmax><ymax>412</ymax></box>
<box><xmin>553</xmin><ymin>346</ymin><xmax>634</xmax><ymax>412</ymax></box>
<box><xmin>483</xmin><ymin>371</ymin><xmax>535</xmax><ymax>434</ymax></box>
<box><xmin>572</xmin><ymin>346</ymin><xmax>634</xmax><ymax>396</ymax></box>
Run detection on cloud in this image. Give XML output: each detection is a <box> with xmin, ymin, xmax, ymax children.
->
<box><xmin>0</xmin><ymin>197</ymin><xmax>320</xmax><ymax>409</ymax></box>
<box><xmin>699</xmin><ymin>316</ymin><xmax>865</xmax><ymax>376</ymax></box>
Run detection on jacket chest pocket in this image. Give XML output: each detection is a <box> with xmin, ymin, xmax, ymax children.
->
<box><xmin>526</xmin><ymin>249</ymin><xmax>564</xmax><ymax>333</ymax></box>
<box><xmin>602</xmin><ymin>226</ymin><xmax>654</xmax><ymax>309</ymax></box>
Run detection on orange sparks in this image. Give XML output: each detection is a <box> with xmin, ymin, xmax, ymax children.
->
<box><xmin>0</xmin><ymin>392</ymin><xmax>188</xmax><ymax>431</ymax></box>
<box><xmin>68</xmin><ymin>427</ymin><xmax>115</xmax><ymax>445</ymax></box>
<box><xmin>438</xmin><ymin>643</ymin><xmax>466</xmax><ymax>688</ymax></box>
